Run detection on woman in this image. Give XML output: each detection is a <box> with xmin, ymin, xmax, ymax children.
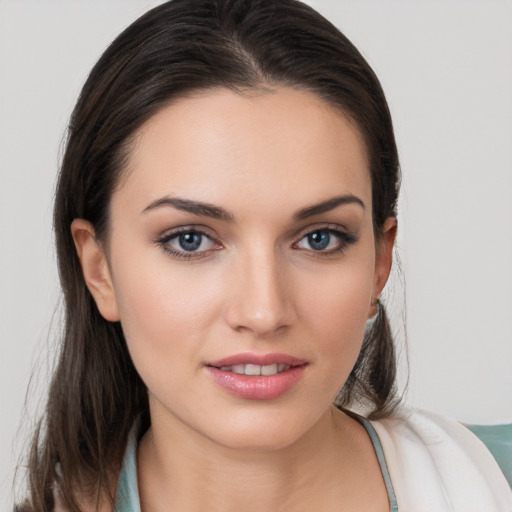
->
<box><xmin>17</xmin><ymin>1</ymin><xmax>511</xmax><ymax>511</ymax></box>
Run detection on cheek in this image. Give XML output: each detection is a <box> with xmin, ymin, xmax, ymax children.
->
<box><xmin>296</xmin><ymin>248</ymin><xmax>375</xmax><ymax>374</ymax></box>
<box><xmin>108</xmin><ymin>248</ymin><xmax>224</xmax><ymax>377</ymax></box>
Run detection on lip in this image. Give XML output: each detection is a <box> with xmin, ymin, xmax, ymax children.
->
<box><xmin>205</xmin><ymin>352</ymin><xmax>308</xmax><ymax>400</ymax></box>
<box><xmin>206</xmin><ymin>352</ymin><xmax>307</xmax><ymax>368</ymax></box>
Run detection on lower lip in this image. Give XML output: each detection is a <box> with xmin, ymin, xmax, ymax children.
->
<box><xmin>205</xmin><ymin>365</ymin><xmax>307</xmax><ymax>400</ymax></box>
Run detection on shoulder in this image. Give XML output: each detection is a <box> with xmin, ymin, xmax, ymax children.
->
<box><xmin>371</xmin><ymin>408</ymin><xmax>512</xmax><ymax>512</ymax></box>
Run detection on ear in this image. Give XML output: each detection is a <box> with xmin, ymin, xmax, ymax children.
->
<box><xmin>71</xmin><ymin>219</ymin><xmax>120</xmax><ymax>322</ymax></box>
<box><xmin>369</xmin><ymin>217</ymin><xmax>397</xmax><ymax>317</ymax></box>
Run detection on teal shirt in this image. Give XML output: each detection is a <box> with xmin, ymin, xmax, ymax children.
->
<box><xmin>114</xmin><ymin>430</ymin><xmax>141</xmax><ymax>512</ymax></box>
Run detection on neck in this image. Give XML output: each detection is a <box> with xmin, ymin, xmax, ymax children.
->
<box><xmin>137</xmin><ymin>405</ymin><xmax>378</xmax><ymax>512</ymax></box>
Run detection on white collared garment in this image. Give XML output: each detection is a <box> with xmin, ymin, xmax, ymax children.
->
<box><xmin>371</xmin><ymin>408</ymin><xmax>512</xmax><ymax>511</ymax></box>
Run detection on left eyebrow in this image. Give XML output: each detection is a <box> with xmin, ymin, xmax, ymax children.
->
<box><xmin>293</xmin><ymin>194</ymin><xmax>365</xmax><ymax>221</ymax></box>
<box><xmin>141</xmin><ymin>196</ymin><xmax>234</xmax><ymax>221</ymax></box>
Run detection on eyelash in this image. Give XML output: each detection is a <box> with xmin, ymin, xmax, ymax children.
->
<box><xmin>155</xmin><ymin>224</ymin><xmax>358</xmax><ymax>260</ymax></box>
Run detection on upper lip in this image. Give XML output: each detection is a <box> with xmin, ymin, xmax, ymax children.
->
<box><xmin>206</xmin><ymin>352</ymin><xmax>307</xmax><ymax>368</ymax></box>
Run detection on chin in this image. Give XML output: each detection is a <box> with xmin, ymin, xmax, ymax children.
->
<box><xmin>201</xmin><ymin>405</ymin><xmax>326</xmax><ymax>453</ymax></box>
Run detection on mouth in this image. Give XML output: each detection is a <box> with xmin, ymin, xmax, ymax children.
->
<box><xmin>206</xmin><ymin>352</ymin><xmax>307</xmax><ymax>369</ymax></box>
<box><xmin>204</xmin><ymin>353</ymin><xmax>308</xmax><ymax>400</ymax></box>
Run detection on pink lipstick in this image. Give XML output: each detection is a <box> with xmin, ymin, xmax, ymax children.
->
<box><xmin>205</xmin><ymin>352</ymin><xmax>307</xmax><ymax>400</ymax></box>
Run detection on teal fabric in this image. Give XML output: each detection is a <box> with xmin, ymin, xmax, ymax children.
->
<box><xmin>466</xmin><ymin>423</ymin><xmax>512</xmax><ymax>488</ymax></box>
<box><xmin>356</xmin><ymin>415</ymin><xmax>399</xmax><ymax>511</ymax></box>
<box><xmin>113</xmin><ymin>418</ymin><xmax>398</xmax><ymax>511</ymax></box>
<box><xmin>114</xmin><ymin>429</ymin><xmax>141</xmax><ymax>512</ymax></box>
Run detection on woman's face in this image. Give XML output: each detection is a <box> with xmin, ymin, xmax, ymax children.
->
<box><xmin>75</xmin><ymin>87</ymin><xmax>394</xmax><ymax>450</ymax></box>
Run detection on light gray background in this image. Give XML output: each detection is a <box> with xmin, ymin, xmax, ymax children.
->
<box><xmin>1</xmin><ymin>0</ymin><xmax>511</xmax><ymax>508</ymax></box>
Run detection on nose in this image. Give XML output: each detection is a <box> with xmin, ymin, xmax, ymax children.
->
<box><xmin>224</xmin><ymin>248</ymin><xmax>296</xmax><ymax>337</ymax></box>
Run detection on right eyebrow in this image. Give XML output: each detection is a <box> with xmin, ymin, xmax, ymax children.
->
<box><xmin>141</xmin><ymin>196</ymin><xmax>235</xmax><ymax>222</ymax></box>
<box><xmin>293</xmin><ymin>194</ymin><xmax>365</xmax><ymax>221</ymax></box>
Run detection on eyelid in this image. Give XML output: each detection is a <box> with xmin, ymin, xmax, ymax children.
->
<box><xmin>156</xmin><ymin>223</ymin><xmax>222</xmax><ymax>242</ymax></box>
<box><xmin>292</xmin><ymin>222</ymin><xmax>351</xmax><ymax>241</ymax></box>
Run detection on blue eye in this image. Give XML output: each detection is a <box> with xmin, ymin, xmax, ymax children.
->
<box><xmin>177</xmin><ymin>232</ymin><xmax>203</xmax><ymax>251</ymax></box>
<box><xmin>295</xmin><ymin>228</ymin><xmax>353</xmax><ymax>253</ymax></box>
<box><xmin>306</xmin><ymin>230</ymin><xmax>331</xmax><ymax>250</ymax></box>
<box><xmin>158</xmin><ymin>229</ymin><xmax>218</xmax><ymax>258</ymax></box>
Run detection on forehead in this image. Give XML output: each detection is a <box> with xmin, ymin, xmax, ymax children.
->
<box><xmin>115</xmin><ymin>87</ymin><xmax>371</xmax><ymax>216</ymax></box>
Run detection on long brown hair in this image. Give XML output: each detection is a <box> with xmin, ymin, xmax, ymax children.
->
<box><xmin>20</xmin><ymin>1</ymin><xmax>401</xmax><ymax>510</ymax></box>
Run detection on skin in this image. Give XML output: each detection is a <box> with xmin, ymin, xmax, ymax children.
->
<box><xmin>72</xmin><ymin>87</ymin><xmax>396</xmax><ymax>512</ymax></box>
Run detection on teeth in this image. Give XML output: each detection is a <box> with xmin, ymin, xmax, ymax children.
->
<box><xmin>261</xmin><ymin>364</ymin><xmax>278</xmax><ymax>376</ymax></box>
<box><xmin>220</xmin><ymin>364</ymin><xmax>291</xmax><ymax>376</ymax></box>
<box><xmin>230</xmin><ymin>364</ymin><xmax>246</xmax><ymax>375</ymax></box>
<box><xmin>245</xmin><ymin>364</ymin><xmax>261</xmax><ymax>376</ymax></box>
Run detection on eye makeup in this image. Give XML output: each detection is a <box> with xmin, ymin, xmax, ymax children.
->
<box><xmin>154</xmin><ymin>222</ymin><xmax>359</xmax><ymax>262</ymax></box>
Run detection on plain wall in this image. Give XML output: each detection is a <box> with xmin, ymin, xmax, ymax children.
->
<box><xmin>1</xmin><ymin>0</ymin><xmax>511</xmax><ymax>508</ymax></box>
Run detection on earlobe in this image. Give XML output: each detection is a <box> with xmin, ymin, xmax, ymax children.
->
<box><xmin>71</xmin><ymin>219</ymin><xmax>120</xmax><ymax>322</ymax></box>
<box><xmin>370</xmin><ymin>217</ymin><xmax>397</xmax><ymax>317</ymax></box>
